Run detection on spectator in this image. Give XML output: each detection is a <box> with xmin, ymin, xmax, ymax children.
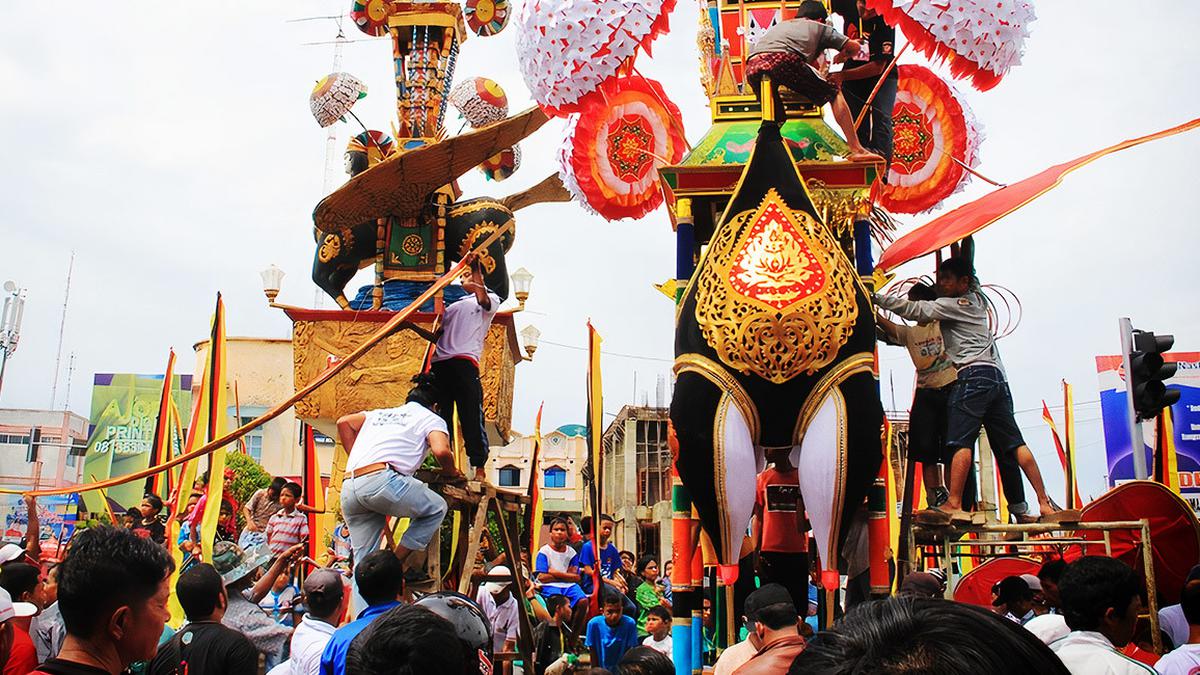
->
<box><xmin>35</xmin><ymin>526</ymin><xmax>173</xmax><ymax>675</ymax></box>
<box><xmin>532</xmin><ymin>594</ymin><xmax>573</xmax><ymax>675</ymax></box>
<box><xmin>733</xmin><ymin>584</ymin><xmax>804</xmax><ymax>675</ymax></box>
<box><xmin>752</xmin><ymin>447</ymin><xmax>809</xmax><ymax>611</ymax></box>
<box><xmin>259</xmin><ymin>573</ymin><xmax>300</xmax><ymax>628</ymax></box>
<box><xmin>148</xmin><ymin>564</ymin><xmax>257</xmax><ymax>675</ymax></box>
<box><xmin>1152</xmin><ymin>578</ymin><xmax>1200</xmax><ymax>672</ymax></box>
<box><xmin>241</xmin><ymin>478</ymin><xmax>286</xmax><ymax>550</ymax></box>
<box><xmin>475</xmin><ymin>567</ymin><xmax>520</xmax><ymax>667</ymax></box>
<box><xmin>1</xmin><ymin>562</ymin><xmax>45</xmax><ymax>675</ymax></box>
<box><xmin>130</xmin><ymin>496</ymin><xmax>166</xmax><ymax>546</ymax></box>
<box><xmin>616</xmin><ymin>646</ymin><xmax>672</xmax><ymax>675</ymax></box>
<box><xmin>659</xmin><ymin>561</ymin><xmax>673</xmax><ymax>606</ymax></box>
<box><xmin>586</xmin><ymin>592</ymin><xmax>639</xmax><ymax>672</ymax></box>
<box><xmin>1025</xmin><ymin>561</ymin><xmax>1071</xmax><ymax>644</ymax></box>
<box><xmin>320</xmin><ymin>551</ymin><xmax>404</xmax><ymax>675</ymax></box>
<box><xmin>1022</xmin><ymin>574</ymin><xmax>1050</xmax><ymax>616</ymax></box>
<box><xmin>211</xmin><ymin>541</ymin><xmax>298</xmax><ymax>664</ymax></box>
<box><xmin>994</xmin><ymin>576</ymin><xmax>1036</xmax><ymax>624</ymax></box>
<box><xmin>1039</xmin><ymin>559</ymin><xmax>1068</xmax><ymax>613</ymax></box>
<box><xmin>33</xmin><ymin>564</ymin><xmax>63</xmax><ymax>662</ymax></box>
<box><xmin>1051</xmin><ymin>556</ymin><xmax>1154</xmax><ymax>674</ymax></box>
<box><xmin>0</xmin><ymin>586</ymin><xmax>36</xmax><ymax>675</ymax></box>
<box><xmin>412</xmin><ymin>592</ymin><xmax>494</xmax><ymax>675</ymax></box>
<box><xmin>631</xmin><ymin>557</ymin><xmax>670</xmax><ymax>636</ymax></box>
<box><xmin>286</xmin><ymin>569</ymin><xmax>346</xmax><ymax>675</ymax></box>
<box><xmin>789</xmin><ymin>596</ymin><xmax>1068</xmax><ymax>674</ymax></box>
<box><xmin>641</xmin><ymin>606</ymin><xmax>672</xmax><ymax>658</ymax></box>
<box><xmin>577</xmin><ymin>516</ymin><xmax>624</xmax><ymax>599</ymax></box>
<box><xmin>897</xmin><ymin>572</ymin><xmax>944</xmax><ymax>599</ymax></box>
<box><xmin>344</xmin><ymin>605</ymin><xmax>463</xmax><ymax>675</ymax></box>
<box><xmin>535</xmin><ymin>517</ymin><xmax>588</xmax><ymax>636</ymax></box>
<box><xmin>266</xmin><ymin>483</ymin><xmax>308</xmax><ymax>557</ymax></box>
<box><xmin>1160</xmin><ymin>565</ymin><xmax>1200</xmax><ymax>650</ymax></box>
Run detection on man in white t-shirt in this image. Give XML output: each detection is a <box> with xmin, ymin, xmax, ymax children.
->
<box><xmin>1156</xmin><ymin>580</ymin><xmax>1200</xmax><ymax>675</ymax></box>
<box><xmin>475</xmin><ymin>566</ymin><xmax>520</xmax><ymax>655</ymax></box>
<box><xmin>337</xmin><ymin>375</ymin><xmax>464</xmax><ymax>570</ymax></box>
<box><xmin>1049</xmin><ymin>556</ymin><xmax>1154</xmax><ymax>675</ymax></box>
<box><xmin>430</xmin><ymin>259</ymin><xmax>501</xmax><ymax>482</ymax></box>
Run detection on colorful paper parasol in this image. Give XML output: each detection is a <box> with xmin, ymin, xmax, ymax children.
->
<box><xmin>310</xmin><ymin>72</ymin><xmax>368</xmax><ymax>128</ymax></box>
<box><xmin>347</xmin><ymin>130</ymin><xmax>397</xmax><ymax>166</ymax></box>
<box><xmin>865</xmin><ymin>0</ymin><xmax>1035</xmax><ymax>91</ymax></box>
<box><xmin>449</xmin><ymin>77</ymin><xmax>510</xmax><ymax>128</ymax></box>
<box><xmin>465</xmin><ymin>0</ymin><xmax>510</xmax><ymax>37</ymax></box>
<box><xmin>516</xmin><ymin>0</ymin><xmax>677</xmax><ymax>116</ymax></box>
<box><xmin>480</xmin><ymin>145</ymin><xmax>520</xmax><ymax>181</ymax></box>
<box><xmin>557</xmin><ymin>76</ymin><xmax>686</xmax><ymax>221</ymax></box>
<box><xmin>878</xmin><ymin>64</ymin><xmax>983</xmax><ymax>215</ymax></box>
<box><xmin>351</xmin><ymin>0</ymin><xmax>391</xmax><ymax>37</ymax></box>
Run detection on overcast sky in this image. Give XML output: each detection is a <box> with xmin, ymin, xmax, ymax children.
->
<box><xmin>2</xmin><ymin>2</ymin><xmax>1198</xmax><ymax>502</ymax></box>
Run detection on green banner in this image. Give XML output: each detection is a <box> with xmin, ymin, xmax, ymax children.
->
<box><xmin>81</xmin><ymin>373</ymin><xmax>191</xmax><ymax>514</ymax></box>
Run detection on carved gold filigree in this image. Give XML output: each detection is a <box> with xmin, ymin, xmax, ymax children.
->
<box><xmin>805</xmin><ymin>179</ymin><xmax>869</xmax><ymax>236</ymax></box>
<box><xmin>694</xmin><ymin>188</ymin><xmax>858</xmax><ymax>383</ymax></box>
<box><xmin>318</xmin><ymin>233</ymin><xmax>342</xmax><ymax>263</ymax></box>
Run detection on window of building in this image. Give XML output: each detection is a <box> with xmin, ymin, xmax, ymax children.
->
<box><xmin>544</xmin><ymin>466</ymin><xmax>567</xmax><ymax>489</ymax></box>
<box><xmin>636</xmin><ymin>419</ymin><xmax>671</xmax><ymax>505</ymax></box>
<box><xmin>236</xmin><ymin>413</ymin><xmax>264</xmax><ymax>463</ymax></box>
<box><xmin>0</xmin><ymin>434</ymin><xmax>30</xmax><ymax>446</ymax></box>
<box><xmin>65</xmin><ymin>453</ymin><xmax>77</xmax><ymax>468</ymax></box>
<box><xmin>498</xmin><ymin>466</ymin><xmax>521</xmax><ymax>487</ymax></box>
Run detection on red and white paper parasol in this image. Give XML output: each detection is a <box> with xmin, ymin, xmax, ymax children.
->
<box><xmin>557</xmin><ymin>76</ymin><xmax>686</xmax><ymax>221</ymax></box>
<box><xmin>878</xmin><ymin>64</ymin><xmax>983</xmax><ymax>214</ymax></box>
<box><xmin>517</xmin><ymin>0</ymin><xmax>677</xmax><ymax>116</ymax></box>
<box><xmin>865</xmin><ymin>0</ymin><xmax>1035</xmax><ymax>91</ymax></box>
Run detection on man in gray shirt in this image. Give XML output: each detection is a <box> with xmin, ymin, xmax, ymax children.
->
<box><xmin>873</xmin><ymin>254</ymin><xmax>1075</xmax><ymax>525</ymax></box>
<box><xmin>743</xmin><ymin>0</ymin><xmax>881</xmax><ymax>160</ymax></box>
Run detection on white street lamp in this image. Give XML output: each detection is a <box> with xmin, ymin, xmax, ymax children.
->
<box><xmin>260</xmin><ymin>264</ymin><xmax>285</xmax><ymax>305</ymax></box>
<box><xmin>520</xmin><ymin>324</ymin><xmax>541</xmax><ymax>360</ymax></box>
<box><xmin>511</xmin><ymin>267</ymin><xmax>534</xmax><ymax>310</ymax></box>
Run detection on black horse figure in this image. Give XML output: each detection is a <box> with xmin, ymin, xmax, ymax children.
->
<box><xmin>671</xmin><ymin>121</ymin><xmax>883</xmax><ymax>595</ymax></box>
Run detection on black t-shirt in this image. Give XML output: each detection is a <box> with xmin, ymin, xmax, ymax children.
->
<box><xmin>148</xmin><ymin>622</ymin><xmax>259</xmax><ymax>675</ymax></box>
<box><xmin>532</xmin><ymin>622</ymin><xmax>571</xmax><ymax>675</ymax></box>
<box><xmin>131</xmin><ymin>519</ymin><xmax>166</xmax><ymax>545</ymax></box>
<box><xmin>30</xmin><ymin>659</ymin><xmax>111</xmax><ymax>675</ymax></box>
<box><xmin>842</xmin><ymin>15</ymin><xmax>898</xmax><ymax>89</ymax></box>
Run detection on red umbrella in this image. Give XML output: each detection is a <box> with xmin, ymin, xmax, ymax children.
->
<box><xmin>953</xmin><ymin>556</ymin><xmax>1040</xmax><ymax>607</ymax></box>
<box><xmin>865</xmin><ymin>0</ymin><xmax>1035</xmax><ymax>91</ymax></box>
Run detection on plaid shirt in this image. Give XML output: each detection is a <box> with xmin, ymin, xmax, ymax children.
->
<box><xmin>265</xmin><ymin>508</ymin><xmax>308</xmax><ymax>555</ymax></box>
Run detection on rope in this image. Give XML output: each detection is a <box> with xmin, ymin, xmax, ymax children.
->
<box><xmin>9</xmin><ymin>221</ymin><xmax>514</xmax><ymax>497</ymax></box>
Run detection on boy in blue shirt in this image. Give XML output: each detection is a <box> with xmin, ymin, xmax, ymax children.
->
<box><xmin>586</xmin><ymin>591</ymin><xmax>640</xmax><ymax>671</ymax></box>
<box><xmin>577</xmin><ymin>514</ymin><xmax>623</xmax><ymax>595</ymax></box>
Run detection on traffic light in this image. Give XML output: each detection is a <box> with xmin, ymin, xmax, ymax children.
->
<box><xmin>1129</xmin><ymin>329</ymin><xmax>1180</xmax><ymax>420</ymax></box>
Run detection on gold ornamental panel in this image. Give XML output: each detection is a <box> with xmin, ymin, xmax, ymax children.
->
<box><xmin>693</xmin><ymin>188</ymin><xmax>858</xmax><ymax>383</ymax></box>
<box><xmin>293</xmin><ymin>318</ymin><xmax>514</xmax><ymax>436</ymax></box>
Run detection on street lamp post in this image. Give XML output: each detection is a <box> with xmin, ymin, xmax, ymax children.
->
<box><xmin>260</xmin><ymin>265</ymin><xmax>286</xmax><ymax>306</ymax></box>
<box><xmin>0</xmin><ymin>281</ymin><xmax>26</xmax><ymax>400</ymax></box>
<box><xmin>520</xmin><ymin>325</ymin><xmax>540</xmax><ymax>360</ymax></box>
<box><xmin>511</xmin><ymin>268</ymin><xmax>534</xmax><ymax>311</ymax></box>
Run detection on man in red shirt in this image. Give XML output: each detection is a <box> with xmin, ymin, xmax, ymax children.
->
<box><xmin>0</xmin><ymin>586</ymin><xmax>38</xmax><ymax>675</ymax></box>
<box><xmin>753</xmin><ymin>448</ymin><xmax>809</xmax><ymax>612</ymax></box>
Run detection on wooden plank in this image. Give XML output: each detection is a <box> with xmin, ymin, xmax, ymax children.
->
<box><xmin>492</xmin><ymin>498</ymin><xmax>535</xmax><ymax>671</ymax></box>
<box><xmin>457</xmin><ymin>493</ymin><xmax>491</xmax><ymax>595</ymax></box>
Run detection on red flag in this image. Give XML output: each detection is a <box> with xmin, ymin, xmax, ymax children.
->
<box><xmin>878</xmin><ymin>118</ymin><xmax>1200</xmax><ymax>272</ymax></box>
<box><xmin>145</xmin><ymin>350</ymin><xmax>177</xmax><ymax>501</ymax></box>
<box><xmin>301</xmin><ymin>423</ymin><xmax>325</xmax><ymax>561</ymax></box>
<box><xmin>1042</xmin><ymin>401</ymin><xmax>1082</xmax><ymax>508</ymax></box>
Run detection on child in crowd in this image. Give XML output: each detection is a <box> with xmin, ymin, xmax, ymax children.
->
<box><xmin>536</xmin><ymin>516</ymin><xmax>589</xmax><ymax>637</ymax></box>
<box><xmin>130</xmin><ymin>494</ymin><xmax>166</xmax><ymax>545</ymax></box>
<box><xmin>266</xmin><ymin>481</ymin><xmax>308</xmax><ymax>556</ymax></box>
<box><xmin>532</xmin><ymin>594</ymin><xmax>574</xmax><ymax>675</ymax></box>
<box><xmin>586</xmin><ymin>591</ymin><xmax>640</xmax><ymax>672</ymax></box>
<box><xmin>642</xmin><ymin>606</ymin><xmax>673</xmax><ymax>658</ymax></box>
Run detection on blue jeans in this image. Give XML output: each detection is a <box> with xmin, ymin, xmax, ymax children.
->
<box><xmin>341</xmin><ymin>469</ymin><xmax>447</xmax><ymax>559</ymax></box>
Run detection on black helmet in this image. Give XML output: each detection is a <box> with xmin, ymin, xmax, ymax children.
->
<box><xmin>414</xmin><ymin>591</ymin><xmax>494</xmax><ymax>675</ymax></box>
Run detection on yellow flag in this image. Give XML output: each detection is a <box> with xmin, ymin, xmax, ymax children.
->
<box><xmin>198</xmin><ymin>295</ymin><xmax>230</xmax><ymax>566</ymax></box>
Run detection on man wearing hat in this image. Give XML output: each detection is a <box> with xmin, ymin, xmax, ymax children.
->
<box><xmin>0</xmin><ymin>586</ymin><xmax>38</xmax><ymax>674</ymax></box>
<box><xmin>898</xmin><ymin>572</ymin><xmax>945</xmax><ymax>599</ymax></box>
<box><xmin>285</xmin><ymin>569</ymin><xmax>347</xmax><ymax>675</ymax></box>
<box><xmin>994</xmin><ymin>575</ymin><xmax>1036</xmax><ymax>625</ymax></box>
<box><xmin>474</xmin><ymin>567</ymin><xmax>520</xmax><ymax>659</ymax></box>
<box><xmin>211</xmin><ymin>541</ymin><xmax>299</xmax><ymax>663</ymax></box>
<box><xmin>733</xmin><ymin>583</ymin><xmax>806</xmax><ymax>675</ymax></box>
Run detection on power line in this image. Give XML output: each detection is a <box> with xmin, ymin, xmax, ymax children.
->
<box><xmin>539</xmin><ymin>339</ymin><xmax>673</xmax><ymax>364</ymax></box>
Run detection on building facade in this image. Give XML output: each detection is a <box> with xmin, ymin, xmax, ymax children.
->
<box><xmin>487</xmin><ymin>424</ymin><xmax>588</xmax><ymax>517</ymax></box>
<box><xmin>0</xmin><ymin>408</ymin><xmax>87</xmax><ymax>490</ymax></box>
<box><xmin>601</xmin><ymin>406</ymin><xmax>673</xmax><ymax>564</ymax></box>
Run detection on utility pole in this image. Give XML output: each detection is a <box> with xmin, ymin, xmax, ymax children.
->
<box><xmin>0</xmin><ymin>281</ymin><xmax>26</xmax><ymax>401</ymax></box>
<box><xmin>50</xmin><ymin>251</ymin><xmax>75</xmax><ymax>409</ymax></box>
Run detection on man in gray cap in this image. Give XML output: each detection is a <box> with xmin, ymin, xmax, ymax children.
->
<box><xmin>286</xmin><ymin>569</ymin><xmax>348</xmax><ymax>675</ymax></box>
<box><xmin>211</xmin><ymin>540</ymin><xmax>302</xmax><ymax>663</ymax></box>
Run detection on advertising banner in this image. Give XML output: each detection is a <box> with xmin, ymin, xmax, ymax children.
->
<box><xmin>1097</xmin><ymin>352</ymin><xmax>1200</xmax><ymax>514</ymax></box>
<box><xmin>0</xmin><ymin>494</ymin><xmax>80</xmax><ymax>561</ymax></box>
<box><xmin>81</xmin><ymin>373</ymin><xmax>191</xmax><ymax>513</ymax></box>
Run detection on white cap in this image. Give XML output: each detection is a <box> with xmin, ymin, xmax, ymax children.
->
<box><xmin>0</xmin><ymin>543</ymin><xmax>24</xmax><ymax>565</ymax></box>
<box><xmin>482</xmin><ymin>566</ymin><xmax>512</xmax><ymax>595</ymax></box>
<box><xmin>1020</xmin><ymin>573</ymin><xmax>1043</xmax><ymax>592</ymax></box>
<box><xmin>0</xmin><ymin>587</ymin><xmax>37</xmax><ymax>623</ymax></box>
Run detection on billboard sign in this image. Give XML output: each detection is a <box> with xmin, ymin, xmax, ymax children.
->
<box><xmin>1097</xmin><ymin>352</ymin><xmax>1200</xmax><ymax>513</ymax></box>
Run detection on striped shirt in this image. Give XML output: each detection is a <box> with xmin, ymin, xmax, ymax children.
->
<box><xmin>266</xmin><ymin>508</ymin><xmax>309</xmax><ymax>555</ymax></box>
